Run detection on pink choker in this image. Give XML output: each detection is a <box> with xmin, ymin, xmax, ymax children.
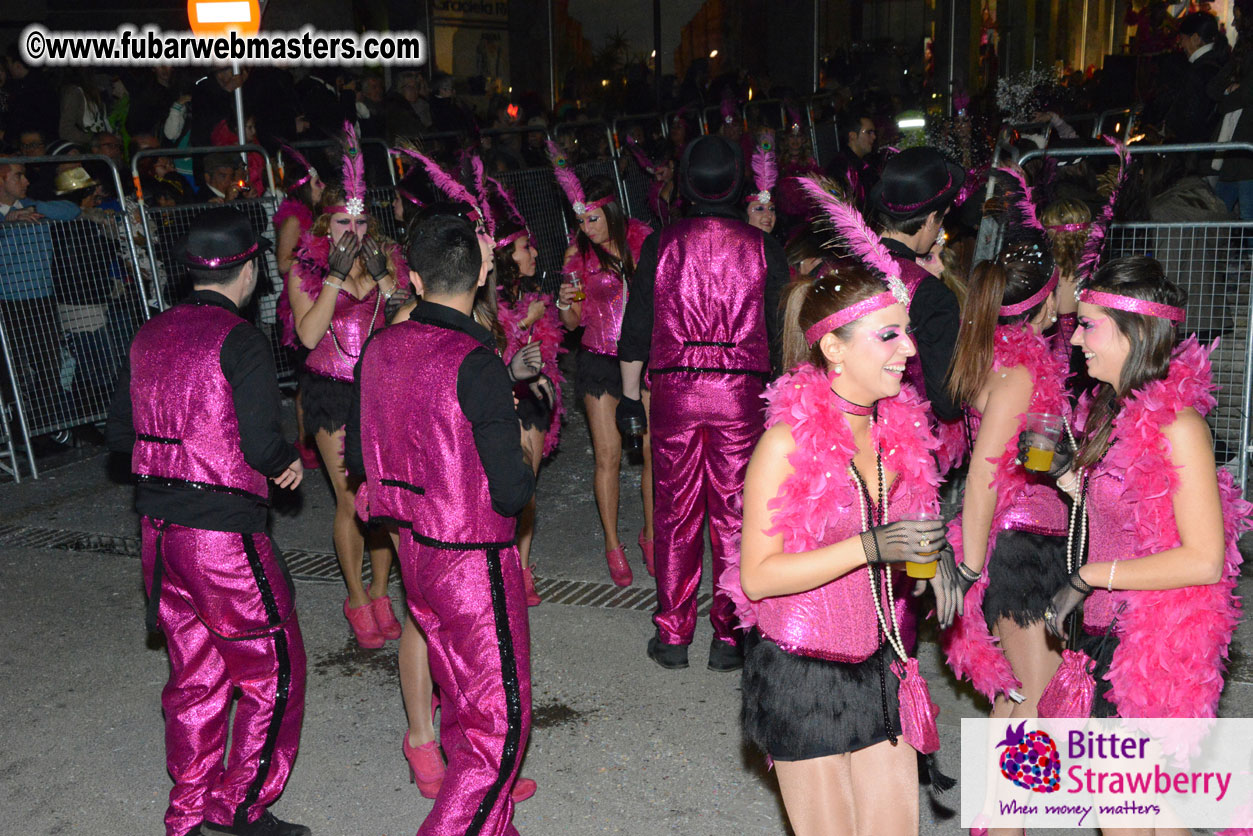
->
<box><xmin>1078</xmin><ymin>289</ymin><xmax>1186</xmax><ymax>323</ymax></box>
<box><xmin>999</xmin><ymin>269</ymin><xmax>1058</xmax><ymax>317</ymax></box>
<box><xmin>830</xmin><ymin>388</ymin><xmax>874</xmax><ymax>416</ymax></box>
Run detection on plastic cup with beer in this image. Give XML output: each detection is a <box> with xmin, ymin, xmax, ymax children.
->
<box><xmin>1022</xmin><ymin>413</ymin><xmax>1064</xmax><ymax>473</ymax></box>
<box><xmin>902</xmin><ymin>512</ymin><xmax>944</xmax><ymax>579</ymax></box>
<box><xmin>565</xmin><ymin>271</ymin><xmax>586</xmax><ymax>302</ymax></box>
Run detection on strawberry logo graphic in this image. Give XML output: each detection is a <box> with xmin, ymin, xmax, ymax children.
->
<box><xmin>996</xmin><ymin>721</ymin><xmax>1061</xmax><ymax>793</ymax></box>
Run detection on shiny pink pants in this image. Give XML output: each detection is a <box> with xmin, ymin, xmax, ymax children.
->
<box><xmin>141</xmin><ymin>518</ymin><xmax>306</xmax><ymax>836</ymax></box>
<box><xmin>649</xmin><ymin>373</ymin><xmax>765</xmax><ymax>646</ymax></box>
<box><xmin>400</xmin><ymin>532</ymin><xmax>532</xmax><ymax>836</ymax></box>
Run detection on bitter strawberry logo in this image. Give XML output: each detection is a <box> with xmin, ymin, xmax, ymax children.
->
<box><xmin>997</xmin><ymin>721</ymin><xmax>1061</xmax><ymax>793</ymax></box>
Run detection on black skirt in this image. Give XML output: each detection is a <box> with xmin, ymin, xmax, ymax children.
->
<box><xmin>982</xmin><ymin>530</ymin><xmax>1069</xmax><ymax>629</ymax></box>
<box><xmin>575</xmin><ymin>349</ymin><xmax>622</xmax><ymax>400</ymax></box>
<box><xmin>301</xmin><ymin>370</ymin><xmax>353</xmax><ymax>435</ymax></box>
<box><xmin>741</xmin><ymin>630</ymin><xmax>902</xmax><ymax>761</ymax></box>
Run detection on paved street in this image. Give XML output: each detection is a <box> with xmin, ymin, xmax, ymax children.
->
<box><xmin>0</xmin><ymin>385</ymin><xmax>1249</xmax><ymax>835</ymax></box>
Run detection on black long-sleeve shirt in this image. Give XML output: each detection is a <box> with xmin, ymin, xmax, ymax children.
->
<box><xmin>345</xmin><ymin>301</ymin><xmax>535</xmax><ymax>520</ymax></box>
<box><xmin>617</xmin><ymin>204</ymin><xmax>790</xmax><ymax>377</ymax></box>
<box><xmin>882</xmin><ymin>237</ymin><xmax>962</xmax><ymax>422</ymax></box>
<box><xmin>106</xmin><ymin>290</ymin><xmax>296</xmax><ymax>533</ymax></box>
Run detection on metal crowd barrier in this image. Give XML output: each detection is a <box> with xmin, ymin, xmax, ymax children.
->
<box><xmin>0</xmin><ymin>152</ymin><xmax>155</xmax><ymax>478</ymax></box>
<box><xmin>1018</xmin><ymin>142</ymin><xmax>1253</xmax><ymax>494</ymax></box>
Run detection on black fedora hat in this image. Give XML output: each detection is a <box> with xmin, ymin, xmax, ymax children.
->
<box><xmin>679</xmin><ymin>135</ymin><xmax>743</xmax><ymax>205</ymax></box>
<box><xmin>869</xmin><ymin>147</ymin><xmax>966</xmax><ymax>220</ymax></box>
<box><xmin>180</xmin><ymin>206</ymin><xmax>272</xmax><ymax>270</ymax></box>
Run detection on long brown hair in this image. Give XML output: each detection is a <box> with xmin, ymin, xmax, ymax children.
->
<box><xmin>780</xmin><ymin>266</ymin><xmax>890</xmax><ymax>371</ymax></box>
<box><xmin>1074</xmin><ymin>256</ymin><xmax>1186</xmax><ymax>469</ymax></box>
<box><xmin>1041</xmin><ymin>198</ymin><xmax>1091</xmax><ymax>278</ymax></box>
<box><xmin>947</xmin><ymin>242</ymin><xmax>1055</xmax><ymax>406</ymax></box>
<box><xmin>575</xmin><ymin>177</ymin><xmax>635</xmax><ymax>278</ymax></box>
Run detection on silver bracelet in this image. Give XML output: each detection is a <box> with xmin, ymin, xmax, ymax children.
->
<box><xmin>323</xmin><ymin>279</ymin><xmax>344</xmax><ymax>290</ymax></box>
<box><xmin>555</xmin><ymin>300</ymin><xmax>571</xmax><ymax>311</ymax></box>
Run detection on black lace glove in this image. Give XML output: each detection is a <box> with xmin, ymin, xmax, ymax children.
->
<box><xmin>507</xmin><ymin>342</ymin><xmax>542</xmax><ymax>382</ymax></box>
<box><xmin>528</xmin><ymin>374</ymin><xmax>555</xmax><ymax>410</ymax></box>
<box><xmin>1043</xmin><ymin>569</ymin><xmax>1094</xmax><ymax>641</ymax></box>
<box><xmin>615</xmin><ymin>394</ymin><xmax>647</xmax><ymax>437</ymax></box>
<box><xmin>927</xmin><ymin>545</ymin><xmax>964</xmax><ymax>630</ymax></box>
<box><xmin>327</xmin><ymin>235</ymin><xmax>360</xmax><ymax>282</ymax></box>
<box><xmin>361</xmin><ymin>234</ymin><xmax>390</xmax><ymax>281</ymax></box>
<box><xmin>1016</xmin><ymin>427</ymin><xmax>1074</xmax><ymax>479</ymax></box>
<box><xmin>859</xmin><ymin>518</ymin><xmax>948</xmax><ymax>566</ymax></box>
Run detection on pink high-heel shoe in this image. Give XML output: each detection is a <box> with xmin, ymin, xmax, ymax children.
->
<box><xmin>403</xmin><ymin>732</ymin><xmax>445</xmax><ymax>799</ymax></box>
<box><xmin>370</xmin><ymin>595</ymin><xmax>403</xmax><ymax>640</ymax></box>
<box><xmin>344</xmin><ymin>598</ymin><xmax>384</xmax><ymax>649</ymax></box>
<box><xmin>606</xmin><ymin>546</ymin><xmax>632</xmax><ymax>586</ymax></box>
<box><xmin>511</xmin><ymin>777</ymin><xmax>537</xmax><ymax>802</ymax></box>
<box><xmin>522</xmin><ymin>566</ymin><xmax>541</xmax><ymax>607</ymax></box>
<box><xmin>638</xmin><ymin>529</ymin><xmax>655</xmax><ymax>577</ymax></box>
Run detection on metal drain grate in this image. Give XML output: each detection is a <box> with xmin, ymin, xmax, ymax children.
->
<box><xmin>0</xmin><ymin>522</ymin><xmax>708</xmax><ymax>614</ymax></box>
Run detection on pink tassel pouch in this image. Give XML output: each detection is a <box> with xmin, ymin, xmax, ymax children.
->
<box><xmin>893</xmin><ymin>657</ymin><xmax>941</xmax><ymax>754</ymax></box>
<box><xmin>1038</xmin><ymin>648</ymin><xmax>1096</xmax><ymax>718</ymax></box>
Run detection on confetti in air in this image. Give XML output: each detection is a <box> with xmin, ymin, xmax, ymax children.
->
<box><xmin>996</xmin><ymin>66</ymin><xmax>1063</xmax><ymax>123</ymax></box>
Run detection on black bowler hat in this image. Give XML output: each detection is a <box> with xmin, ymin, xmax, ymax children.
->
<box><xmin>680</xmin><ymin>135</ymin><xmax>743</xmax><ymax>205</ymax></box>
<box><xmin>869</xmin><ymin>147</ymin><xmax>966</xmax><ymax>220</ymax></box>
<box><xmin>180</xmin><ymin>206</ymin><xmax>272</xmax><ymax>270</ymax></box>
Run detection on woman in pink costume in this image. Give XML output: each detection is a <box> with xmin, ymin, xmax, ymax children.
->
<box><xmin>940</xmin><ymin>236</ymin><xmax>1071</xmax><ymax>731</ymax></box>
<box><xmin>273</xmin><ymin>143</ymin><xmax>324</xmax><ymax>471</ymax></box>
<box><xmin>774</xmin><ymin>108</ymin><xmax>823</xmax><ymax>225</ymax></box>
<box><xmin>549</xmin><ymin>142</ymin><xmax>656</xmax><ymax>585</ymax></box>
<box><xmin>731</xmin><ymin>262</ymin><xmax>961</xmax><ymax>835</ymax></box>
<box><xmin>744</xmin><ymin>130</ymin><xmax>778</xmax><ymax>235</ymax></box>
<box><xmin>1041</xmin><ymin>256</ymin><xmax>1249</xmax><ymax>729</ymax></box>
<box><xmin>289</xmin><ymin>125</ymin><xmax>406</xmax><ymax>649</ymax></box>
<box><xmin>490</xmin><ymin>193</ymin><xmax>566</xmax><ymax>606</ymax></box>
<box><xmin>624</xmin><ymin>135</ymin><xmax>681</xmax><ymax>228</ymax></box>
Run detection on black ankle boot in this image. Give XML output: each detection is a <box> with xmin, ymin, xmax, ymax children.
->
<box><xmin>647</xmin><ymin>635</ymin><xmax>689</xmax><ymax>669</ymax></box>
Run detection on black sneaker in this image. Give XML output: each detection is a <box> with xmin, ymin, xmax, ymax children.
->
<box><xmin>708</xmin><ymin>638</ymin><xmax>744</xmax><ymax>672</ymax></box>
<box><xmin>202</xmin><ymin>812</ymin><xmax>311</xmax><ymax>836</ymax></box>
<box><xmin>647</xmin><ymin>635</ymin><xmax>689</xmax><ymax>669</ymax></box>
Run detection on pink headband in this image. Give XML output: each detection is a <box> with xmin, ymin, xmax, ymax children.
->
<box><xmin>1000</xmin><ymin>269</ymin><xmax>1059</xmax><ymax>317</ymax></box>
<box><xmin>323</xmin><ymin>205</ymin><xmax>367</xmax><ymax>218</ymax></box>
<box><xmin>805</xmin><ymin>291</ymin><xmax>900</xmax><ymax>346</ymax></box>
<box><xmin>185</xmin><ymin>242</ymin><xmax>260</xmax><ymax>268</ymax></box>
<box><xmin>1046</xmin><ymin>222</ymin><xmax>1091</xmax><ymax>232</ymax></box>
<box><xmin>1079</xmin><ymin>289</ymin><xmax>1186</xmax><ymax>323</ymax></box>
<box><xmin>574</xmin><ymin>195</ymin><xmax>615</xmax><ymax>216</ymax></box>
<box><xmin>495</xmin><ymin>228</ymin><xmax>529</xmax><ymax>250</ymax></box>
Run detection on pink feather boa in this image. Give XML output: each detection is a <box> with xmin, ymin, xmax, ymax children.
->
<box><xmin>497</xmin><ymin>292</ymin><xmax>567</xmax><ymax>458</ymax></box>
<box><xmin>720</xmin><ymin>364</ymin><xmax>942</xmax><ymax>638</ymax></box>
<box><xmin>941</xmin><ymin>325</ymin><xmax>1070</xmax><ymax>701</ymax></box>
<box><xmin>1090</xmin><ymin>336</ymin><xmax>1249</xmax><ymax>718</ymax></box>
<box><xmin>273</xmin><ymin>199</ymin><xmax>315</xmax><ymax>348</ymax></box>
<box><xmin>565</xmin><ymin>218</ymin><xmax>653</xmax><ymax>277</ymax></box>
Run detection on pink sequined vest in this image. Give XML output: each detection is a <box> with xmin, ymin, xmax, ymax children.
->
<box><xmin>650</xmin><ymin>217</ymin><xmax>770</xmax><ymax>375</ymax></box>
<box><xmin>130</xmin><ymin>303</ymin><xmax>268</xmax><ymax>502</ymax></box>
<box><xmin>305</xmin><ymin>287</ymin><xmax>385</xmax><ymax>382</ymax></box>
<box><xmin>1082</xmin><ymin>469</ymin><xmax>1138</xmax><ymax>631</ymax></box>
<box><xmin>383</xmin><ymin>321</ymin><xmax>515</xmax><ymax>546</ymax></box>
<box><xmin>576</xmin><ymin>260</ymin><xmax>627</xmax><ymax>356</ymax></box>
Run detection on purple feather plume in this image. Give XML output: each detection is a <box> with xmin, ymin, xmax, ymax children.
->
<box><xmin>390</xmin><ymin>146</ymin><xmax>482</xmax><ymax>215</ymax></box>
<box><xmin>487</xmin><ymin>175</ymin><xmax>528</xmax><ymax>229</ymax></box>
<box><xmin>277</xmin><ymin>141</ymin><xmax>313</xmax><ymax>188</ymax></box>
<box><xmin>1075</xmin><ymin>136</ymin><xmax>1131</xmax><ymax>282</ymax></box>
<box><xmin>464</xmin><ymin>153</ymin><xmax>495</xmax><ymax>237</ymax></box>
<box><xmin>546</xmin><ymin>139</ymin><xmax>586</xmax><ymax>209</ymax></box>
<box><xmin>624</xmin><ymin>135</ymin><xmax>657</xmax><ymax>174</ymax></box>
<box><xmin>750</xmin><ymin>133</ymin><xmax>777</xmax><ymax>194</ymax></box>
<box><xmin>341</xmin><ymin>121</ymin><xmax>366</xmax><ymax>209</ymax></box>
<box><xmin>796</xmin><ymin>175</ymin><xmax>908</xmax><ymax>304</ymax></box>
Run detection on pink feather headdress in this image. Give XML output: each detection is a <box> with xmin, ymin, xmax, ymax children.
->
<box><xmin>462</xmin><ymin>152</ymin><xmax>496</xmax><ymax>238</ymax></box>
<box><xmin>746</xmin><ymin>131</ymin><xmax>777</xmax><ymax>205</ymax></box>
<box><xmin>721</xmin><ymin>94</ymin><xmax>737</xmax><ymax>125</ymax></box>
<box><xmin>390</xmin><ymin>145</ymin><xmax>487</xmax><ymax>227</ymax></box>
<box><xmin>277</xmin><ymin>141</ymin><xmax>316</xmax><ymax>190</ymax></box>
<box><xmin>339</xmin><ymin>121</ymin><xmax>366</xmax><ymax>216</ymax></box>
<box><xmin>624</xmin><ymin>135</ymin><xmax>658</xmax><ymax>175</ymax></box>
<box><xmin>486</xmin><ymin>175</ymin><xmax>532</xmax><ymax>249</ymax></box>
<box><xmin>546</xmin><ymin>139</ymin><xmax>613</xmax><ymax>216</ymax></box>
<box><xmin>999</xmin><ymin>165</ymin><xmax>1044</xmax><ymax>232</ymax></box>
<box><xmin>1074</xmin><ymin>136</ymin><xmax>1132</xmax><ymax>283</ymax></box>
<box><xmin>787</xmin><ymin>105</ymin><xmax>804</xmax><ymax>136</ymax></box>
<box><xmin>797</xmin><ymin>174</ymin><xmax>909</xmax><ymax>305</ymax></box>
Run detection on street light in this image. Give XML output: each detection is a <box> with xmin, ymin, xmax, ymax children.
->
<box><xmin>709</xmin><ymin>49</ymin><xmax>718</xmax><ymax>58</ymax></box>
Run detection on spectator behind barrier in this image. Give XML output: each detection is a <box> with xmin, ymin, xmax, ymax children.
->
<box><xmin>199</xmin><ymin>152</ymin><xmax>248</xmax><ymax>203</ymax></box>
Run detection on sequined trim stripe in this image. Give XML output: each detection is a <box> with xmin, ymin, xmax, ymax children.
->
<box><xmin>233</xmin><ymin>629</ymin><xmax>292</xmax><ymax>828</ymax></box>
<box><xmin>467</xmin><ymin>547</ymin><xmax>523</xmax><ymax>836</ymax></box>
<box><xmin>136</xmin><ymin>474</ymin><xmax>269</xmax><ymax>504</ymax></box>
<box><xmin>233</xmin><ymin>532</ymin><xmax>292</xmax><ymax>827</ymax></box>
<box><xmin>380</xmin><ymin>478</ymin><xmax>425</xmax><ymax>495</ymax></box>
<box><xmin>682</xmin><ymin>340</ymin><xmax>735</xmax><ymax>348</ymax></box>
<box><xmin>649</xmin><ymin>366</ymin><xmax>769</xmax><ymax>377</ymax></box>
<box><xmin>136</xmin><ymin>433</ymin><xmax>182</xmax><ymax>445</ymax></box>
<box><xmin>409</xmin><ymin>530</ymin><xmax>514</xmax><ymax>551</ymax></box>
